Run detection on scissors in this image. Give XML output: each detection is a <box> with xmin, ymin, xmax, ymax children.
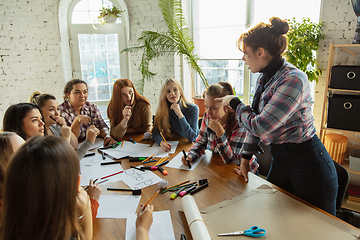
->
<box><xmin>218</xmin><ymin>226</ymin><xmax>266</xmax><ymax>237</ymax></box>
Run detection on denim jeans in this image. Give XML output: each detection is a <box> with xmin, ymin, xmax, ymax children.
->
<box><xmin>267</xmin><ymin>135</ymin><xmax>338</xmax><ymax>216</ymax></box>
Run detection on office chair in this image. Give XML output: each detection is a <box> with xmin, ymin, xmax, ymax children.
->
<box><xmin>254</xmin><ymin>142</ymin><xmax>273</xmax><ymax>177</ymax></box>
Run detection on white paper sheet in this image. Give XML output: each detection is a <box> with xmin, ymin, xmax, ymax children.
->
<box><xmin>166</xmin><ymin>151</ymin><xmax>205</xmax><ymax>170</ymax></box>
<box><xmin>102</xmin><ymin>142</ymin><xmax>151</xmax><ymax>159</ymax></box>
<box><xmin>97</xmin><ymin>195</ymin><xmax>141</xmax><ymax>218</ymax></box>
<box><xmin>151</xmin><ymin>141</ymin><xmax>179</xmax><ymax>158</ymax></box>
<box><xmin>126</xmin><ymin>210</ymin><xmax>176</xmax><ymax>240</ymax></box>
<box><xmin>80</xmin><ymin>153</ymin><xmax>124</xmax><ymax>186</ymax></box>
<box><xmin>121</xmin><ymin>167</ymin><xmax>164</xmax><ymax>190</ymax></box>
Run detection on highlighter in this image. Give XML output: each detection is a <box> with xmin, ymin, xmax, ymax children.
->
<box><xmin>170</xmin><ymin>186</ymin><xmax>186</xmax><ymax>200</ymax></box>
<box><xmin>179</xmin><ymin>185</ymin><xmax>197</xmax><ymax>197</ymax></box>
<box><xmin>182</xmin><ymin>150</ymin><xmax>191</xmax><ymax>169</ymax></box>
<box><xmin>190</xmin><ymin>182</ymin><xmax>209</xmax><ymax>195</ymax></box>
<box><xmin>129</xmin><ymin>138</ymin><xmax>137</xmax><ymax>144</ymax></box>
<box><xmin>140</xmin><ymin>166</ymin><xmax>158</xmax><ymax>171</ymax></box>
<box><xmin>157</xmin><ymin>166</ymin><xmax>168</xmax><ymax>175</ymax></box>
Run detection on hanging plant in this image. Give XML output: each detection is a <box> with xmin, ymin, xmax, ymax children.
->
<box><xmin>97</xmin><ymin>6</ymin><xmax>125</xmax><ymax>25</ymax></box>
<box><xmin>284</xmin><ymin>17</ymin><xmax>325</xmax><ymax>83</ymax></box>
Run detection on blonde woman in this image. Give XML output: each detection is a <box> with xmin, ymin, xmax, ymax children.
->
<box><xmin>152</xmin><ymin>79</ymin><xmax>199</xmax><ymax>152</ymax></box>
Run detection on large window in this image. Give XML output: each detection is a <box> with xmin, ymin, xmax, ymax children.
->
<box><xmin>69</xmin><ymin>0</ymin><xmax>128</xmax><ymax>122</ymax></box>
<box><xmin>192</xmin><ymin>0</ymin><xmax>321</xmax><ymax>104</ymax></box>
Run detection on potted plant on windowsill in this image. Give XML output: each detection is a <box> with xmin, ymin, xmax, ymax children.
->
<box><xmin>97</xmin><ymin>6</ymin><xmax>125</xmax><ymax>25</ymax></box>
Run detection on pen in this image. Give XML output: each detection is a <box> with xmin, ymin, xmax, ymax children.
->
<box><xmin>182</xmin><ymin>150</ymin><xmax>191</xmax><ymax>169</ymax></box>
<box><xmin>84</xmin><ymin>177</ymin><xmax>99</xmax><ymax>191</ymax></box>
<box><xmin>142</xmin><ymin>159</ymin><xmax>157</xmax><ymax>164</ymax></box>
<box><xmin>107</xmin><ymin>188</ymin><xmax>142</xmax><ymax>195</ymax></box>
<box><xmin>190</xmin><ymin>182</ymin><xmax>209</xmax><ymax>195</ymax></box>
<box><xmin>157</xmin><ymin>160</ymin><xmax>169</xmax><ymax>166</ymax></box>
<box><xmin>129</xmin><ymin>138</ymin><xmax>136</xmax><ymax>144</ymax></box>
<box><xmin>101</xmin><ymin>151</ymin><xmax>105</xmax><ymax>160</ymax></box>
<box><xmin>100</xmin><ymin>161</ymin><xmax>121</xmax><ymax>165</ymax></box>
<box><xmin>100</xmin><ymin>171</ymin><xmax>124</xmax><ymax>180</ymax></box>
<box><xmin>140</xmin><ymin>166</ymin><xmax>158</xmax><ymax>171</ymax></box>
<box><xmin>89</xmin><ymin>107</ymin><xmax>92</xmax><ymax>125</ymax></box>
<box><xmin>157</xmin><ymin>165</ymin><xmax>168</xmax><ymax>175</ymax></box>
<box><xmin>50</xmin><ymin>116</ymin><xmax>62</xmax><ymax>126</ymax></box>
<box><xmin>83</xmin><ymin>152</ymin><xmax>95</xmax><ymax>157</ymax></box>
<box><xmin>170</xmin><ymin>186</ymin><xmax>186</xmax><ymax>200</ymax></box>
<box><xmin>161</xmin><ymin>180</ymin><xmax>190</xmax><ymax>193</ymax></box>
<box><xmin>179</xmin><ymin>185</ymin><xmax>197</xmax><ymax>197</ymax></box>
<box><xmin>129</xmin><ymin>157</ymin><xmax>147</xmax><ymax>162</ymax></box>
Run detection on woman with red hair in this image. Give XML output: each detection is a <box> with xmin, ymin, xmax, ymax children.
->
<box><xmin>107</xmin><ymin>79</ymin><xmax>152</xmax><ymax>141</ymax></box>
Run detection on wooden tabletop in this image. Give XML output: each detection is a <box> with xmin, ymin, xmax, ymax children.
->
<box><xmin>91</xmin><ymin>134</ymin><xmax>358</xmax><ymax>240</ymax></box>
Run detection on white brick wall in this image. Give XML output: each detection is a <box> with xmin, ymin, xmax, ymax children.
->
<box><xmin>0</xmin><ymin>0</ymin><xmax>176</xmax><ymax>127</ymax></box>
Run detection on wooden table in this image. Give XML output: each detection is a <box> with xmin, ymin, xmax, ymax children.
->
<box><xmin>92</xmin><ymin>134</ymin><xmax>359</xmax><ymax>240</ymax></box>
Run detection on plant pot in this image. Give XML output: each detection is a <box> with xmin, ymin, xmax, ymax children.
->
<box><xmin>104</xmin><ymin>16</ymin><xmax>118</xmax><ymax>23</ymax></box>
<box><xmin>193</xmin><ymin>96</ymin><xmax>205</xmax><ymax>117</ymax></box>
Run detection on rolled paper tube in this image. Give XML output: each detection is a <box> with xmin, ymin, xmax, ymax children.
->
<box><xmin>181</xmin><ymin>195</ymin><xmax>211</xmax><ymax>240</ymax></box>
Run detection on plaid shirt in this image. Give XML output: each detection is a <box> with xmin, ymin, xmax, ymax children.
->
<box><xmin>236</xmin><ymin>60</ymin><xmax>316</xmax><ymax>155</ymax></box>
<box><xmin>58</xmin><ymin>99</ymin><xmax>108</xmax><ymax>141</ymax></box>
<box><xmin>188</xmin><ymin>112</ymin><xmax>259</xmax><ymax>173</ymax></box>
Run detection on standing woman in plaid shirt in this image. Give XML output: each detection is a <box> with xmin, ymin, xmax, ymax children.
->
<box><xmin>58</xmin><ymin>79</ymin><xmax>117</xmax><ymax>146</ymax></box>
<box><xmin>217</xmin><ymin>17</ymin><xmax>338</xmax><ymax>215</ymax></box>
<box><xmin>181</xmin><ymin>82</ymin><xmax>259</xmax><ymax>173</ymax></box>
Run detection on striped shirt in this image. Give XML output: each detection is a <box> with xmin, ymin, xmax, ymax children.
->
<box><xmin>236</xmin><ymin>60</ymin><xmax>316</xmax><ymax>155</ymax></box>
<box><xmin>188</xmin><ymin>112</ymin><xmax>259</xmax><ymax>173</ymax></box>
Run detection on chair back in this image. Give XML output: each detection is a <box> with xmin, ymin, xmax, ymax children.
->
<box><xmin>255</xmin><ymin>142</ymin><xmax>273</xmax><ymax>177</ymax></box>
<box><xmin>333</xmin><ymin>161</ymin><xmax>350</xmax><ymax>210</ymax></box>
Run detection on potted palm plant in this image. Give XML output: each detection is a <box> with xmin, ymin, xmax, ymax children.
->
<box><xmin>97</xmin><ymin>6</ymin><xmax>125</xmax><ymax>25</ymax></box>
<box><xmin>121</xmin><ymin>0</ymin><xmax>209</xmax><ymax>96</ymax></box>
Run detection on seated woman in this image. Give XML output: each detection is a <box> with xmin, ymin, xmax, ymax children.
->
<box><xmin>152</xmin><ymin>78</ymin><xmax>199</xmax><ymax>152</ymax></box>
<box><xmin>0</xmin><ymin>132</ymin><xmax>25</xmax><ymax>211</ymax></box>
<box><xmin>3</xmin><ymin>102</ymin><xmax>101</xmax><ymax>221</ymax></box>
<box><xmin>58</xmin><ymin>79</ymin><xmax>116</xmax><ymax>146</ymax></box>
<box><xmin>30</xmin><ymin>91</ymin><xmax>100</xmax><ymax>160</ymax></box>
<box><xmin>181</xmin><ymin>82</ymin><xmax>259</xmax><ymax>172</ymax></box>
<box><xmin>0</xmin><ymin>136</ymin><xmax>93</xmax><ymax>240</ymax></box>
<box><xmin>107</xmin><ymin>79</ymin><xmax>152</xmax><ymax>141</ymax></box>
<box><xmin>3</xmin><ymin>103</ymin><xmax>44</xmax><ymax>140</ymax></box>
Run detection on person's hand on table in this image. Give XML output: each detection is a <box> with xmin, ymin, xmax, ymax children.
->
<box><xmin>181</xmin><ymin>154</ymin><xmax>193</xmax><ymax>166</ymax></box>
<box><xmin>234</xmin><ymin>158</ymin><xmax>250</xmax><ymax>183</ymax></box>
<box><xmin>160</xmin><ymin>141</ymin><xmax>172</xmax><ymax>152</ymax></box>
<box><xmin>136</xmin><ymin>204</ymin><xmax>153</xmax><ymax>240</ymax></box>
<box><xmin>103</xmin><ymin>135</ymin><xmax>117</xmax><ymax>146</ymax></box>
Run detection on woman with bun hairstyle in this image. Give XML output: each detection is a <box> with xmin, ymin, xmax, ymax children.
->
<box><xmin>107</xmin><ymin>79</ymin><xmax>152</xmax><ymax>141</ymax></box>
<box><xmin>217</xmin><ymin>17</ymin><xmax>338</xmax><ymax>215</ymax></box>
<box><xmin>0</xmin><ymin>136</ymin><xmax>92</xmax><ymax>240</ymax></box>
<box><xmin>152</xmin><ymin>78</ymin><xmax>199</xmax><ymax>152</ymax></box>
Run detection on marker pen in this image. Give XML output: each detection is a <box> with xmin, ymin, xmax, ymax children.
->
<box><xmin>170</xmin><ymin>186</ymin><xmax>186</xmax><ymax>200</ymax></box>
<box><xmin>179</xmin><ymin>185</ymin><xmax>197</xmax><ymax>197</ymax></box>
<box><xmin>140</xmin><ymin>166</ymin><xmax>158</xmax><ymax>171</ymax></box>
<box><xmin>84</xmin><ymin>152</ymin><xmax>95</xmax><ymax>157</ymax></box>
<box><xmin>129</xmin><ymin>157</ymin><xmax>147</xmax><ymax>162</ymax></box>
<box><xmin>157</xmin><ymin>166</ymin><xmax>168</xmax><ymax>175</ymax></box>
<box><xmin>101</xmin><ymin>151</ymin><xmax>106</xmax><ymax>160</ymax></box>
<box><xmin>142</xmin><ymin>159</ymin><xmax>157</xmax><ymax>164</ymax></box>
<box><xmin>190</xmin><ymin>182</ymin><xmax>209</xmax><ymax>195</ymax></box>
<box><xmin>182</xmin><ymin>150</ymin><xmax>191</xmax><ymax>169</ymax></box>
<box><xmin>100</xmin><ymin>161</ymin><xmax>121</xmax><ymax>165</ymax></box>
<box><xmin>129</xmin><ymin>138</ymin><xmax>137</xmax><ymax>144</ymax></box>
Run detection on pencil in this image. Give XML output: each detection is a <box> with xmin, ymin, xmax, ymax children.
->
<box><xmin>160</xmin><ymin>132</ymin><xmax>169</xmax><ymax>146</ymax></box>
<box><xmin>101</xmin><ymin>171</ymin><xmax>124</xmax><ymax>180</ymax></box>
<box><xmin>121</xmin><ymin>140</ymin><xmax>125</xmax><ymax>148</ymax></box>
<box><xmin>144</xmin><ymin>189</ymin><xmax>160</xmax><ymax>208</ymax></box>
<box><xmin>142</xmin><ymin>154</ymin><xmax>155</xmax><ymax>162</ymax></box>
<box><xmin>155</xmin><ymin>156</ymin><xmax>170</xmax><ymax>166</ymax></box>
<box><xmin>161</xmin><ymin>180</ymin><xmax>190</xmax><ymax>193</ymax></box>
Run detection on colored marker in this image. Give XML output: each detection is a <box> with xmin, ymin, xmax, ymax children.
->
<box><xmin>179</xmin><ymin>185</ymin><xmax>197</xmax><ymax>197</ymax></box>
<box><xmin>140</xmin><ymin>166</ymin><xmax>158</xmax><ymax>171</ymax></box>
<box><xmin>107</xmin><ymin>188</ymin><xmax>141</xmax><ymax>195</ymax></box>
<box><xmin>157</xmin><ymin>165</ymin><xmax>168</xmax><ymax>175</ymax></box>
<box><xmin>100</xmin><ymin>161</ymin><xmax>121</xmax><ymax>166</ymax></box>
<box><xmin>101</xmin><ymin>171</ymin><xmax>124</xmax><ymax>180</ymax></box>
<box><xmin>129</xmin><ymin>138</ymin><xmax>136</xmax><ymax>144</ymax></box>
<box><xmin>84</xmin><ymin>177</ymin><xmax>99</xmax><ymax>191</ymax></box>
<box><xmin>129</xmin><ymin>157</ymin><xmax>147</xmax><ymax>162</ymax></box>
<box><xmin>50</xmin><ymin>116</ymin><xmax>62</xmax><ymax>126</ymax></box>
<box><xmin>89</xmin><ymin>107</ymin><xmax>92</xmax><ymax>125</ymax></box>
<box><xmin>182</xmin><ymin>150</ymin><xmax>191</xmax><ymax>169</ymax></box>
<box><xmin>84</xmin><ymin>152</ymin><xmax>95</xmax><ymax>157</ymax></box>
<box><xmin>161</xmin><ymin>180</ymin><xmax>190</xmax><ymax>193</ymax></box>
<box><xmin>190</xmin><ymin>182</ymin><xmax>209</xmax><ymax>195</ymax></box>
<box><xmin>101</xmin><ymin>151</ymin><xmax>106</xmax><ymax>160</ymax></box>
<box><xmin>130</xmin><ymin>165</ymin><xmax>145</xmax><ymax>172</ymax></box>
<box><xmin>170</xmin><ymin>186</ymin><xmax>186</xmax><ymax>200</ymax></box>
<box><xmin>142</xmin><ymin>159</ymin><xmax>157</xmax><ymax>164</ymax></box>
